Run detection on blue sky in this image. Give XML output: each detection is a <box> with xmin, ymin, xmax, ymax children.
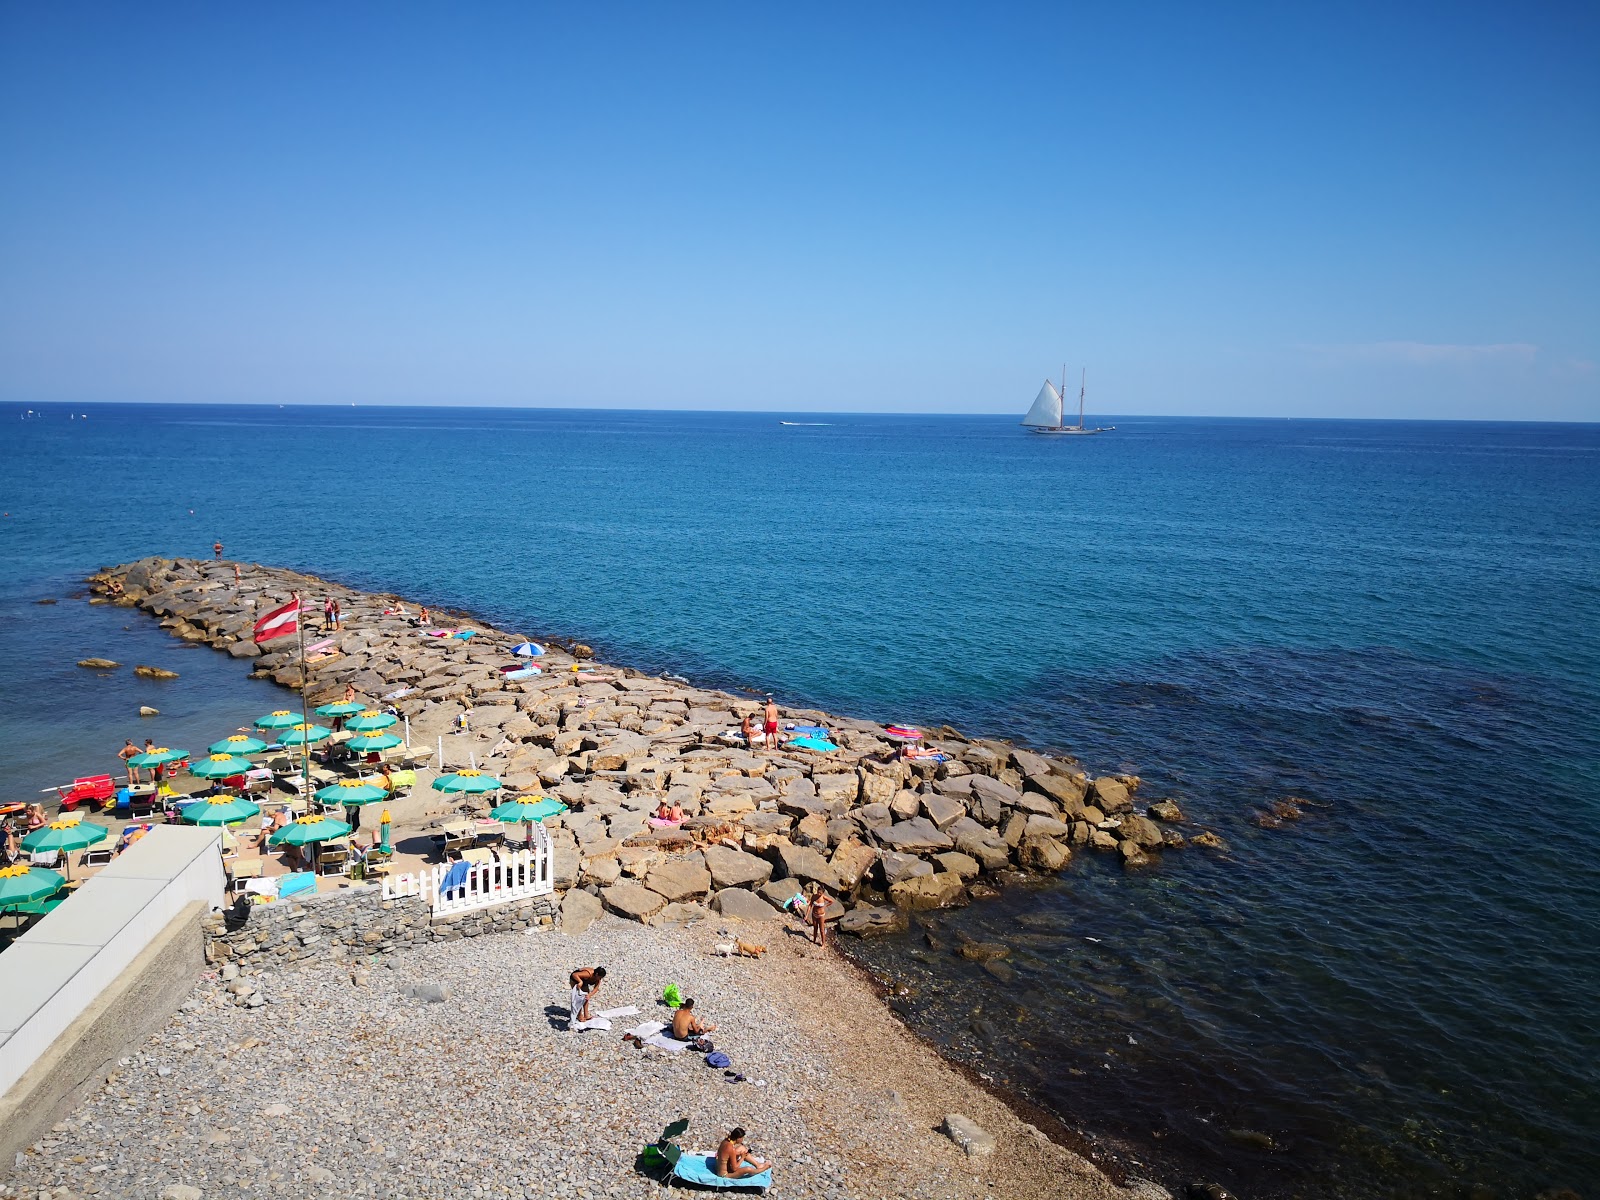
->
<box><xmin>1</xmin><ymin>2</ymin><xmax>1595</xmax><ymax>419</ymax></box>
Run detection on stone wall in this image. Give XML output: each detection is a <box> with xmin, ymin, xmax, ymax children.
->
<box><xmin>202</xmin><ymin>884</ymin><xmax>560</xmax><ymax>978</ymax></box>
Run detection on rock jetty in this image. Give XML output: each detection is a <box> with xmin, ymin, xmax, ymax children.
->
<box><xmin>91</xmin><ymin>557</ymin><xmax>1200</xmax><ymax>932</ymax></box>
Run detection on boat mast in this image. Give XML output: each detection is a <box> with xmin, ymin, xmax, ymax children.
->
<box><xmin>1060</xmin><ymin>362</ymin><xmax>1067</xmax><ymax>430</ymax></box>
<box><xmin>1078</xmin><ymin>368</ymin><xmax>1086</xmax><ymax>430</ymax></box>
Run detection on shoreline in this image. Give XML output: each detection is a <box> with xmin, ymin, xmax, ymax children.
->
<box><xmin>76</xmin><ymin>554</ymin><xmax>1229</xmax><ymax>1196</ymax></box>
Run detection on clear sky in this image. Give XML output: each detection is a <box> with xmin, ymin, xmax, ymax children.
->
<box><xmin>1</xmin><ymin>2</ymin><xmax>1596</xmax><ymax>419</ymax></box>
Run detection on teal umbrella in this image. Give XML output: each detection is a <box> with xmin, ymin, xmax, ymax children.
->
<box><xmin>209</xmin><ymin>734</ymin><xmax>269</xmax><ymax>756</ymax></box>
<box><xmin>0</xmin><ymin>864</ymin><xmax>66</xmax><ymax>908</ymax></box>
<box><xmin>254</xmin><ymin>710</ymin><xmax>305</xmax><ymax>731</ymax></box>
<box><xmin>314</xmin><ymin>780</ymin><xmax>389</xmax><ymax>805</ymax></box>
<box><xmin>347</xmin><ymin>731</ymin><xmax>403</xmax><ymax>753</ymax></box>
<box><xmin>180</xmin><ymin>796</ymin><xmax>261</xmax><ymax>826</ymax></box>
<box><xmin>190</xmin><ymin>753</ymin><xmax>256</xmax><ymax>779</ymax></box>
<box><xmin>431</xmin><ymin>770</ymin><xmax>502</xmax><ymax>795</ymax></box>
<box><xmin>489</xmin><ymin>796</ymin><xmax>567</xmax><ymax>823</ymax></box>
<box><xmin>279</xmin><ymin>723</ymin><xmax>333</xmax><ymax>747</ymax></box>
<box><xmin>21</xmin><ymin>819</ymin><xmax>109</xmax><ymax>855</ymax></box>
<box><xmin>127</xmin><ymin>746</ymin><xmax>189</xmax><ymax>768</ymax></box>
<box><xmin>269</xmin><ymin>815</ymin><xmax>353</xmax><ymax>846</ymax></box>
<box><xmin>344</xmin><ymin>710</ymin><xmax>397</xmax><ymax>732</ymax></box>
<box><xmin>315</xmin><ymin>701</ymin><xmax>367</xmax><ymax>719</ymax></box>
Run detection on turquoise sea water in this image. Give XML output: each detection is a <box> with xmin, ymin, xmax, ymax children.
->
<box><xmin>2</xmin><ymin>403</ymin><xmax>1597</xmax><ymax>1196</ymax></box>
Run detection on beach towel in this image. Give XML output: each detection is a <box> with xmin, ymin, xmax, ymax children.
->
<box><xmin>672</xmin><ymin>1153</ymin><xmax>772</xmax><ymax>1192</ymax></box>
<box><xmin>439</xmin><ymin>860</ymin><xmax>470</xmax><ymax>895</ymax></box>
<box><xmin>627</xmin><ymin>1020</ymin><xmax>691</xmax><ymax>1053</ymax></box>
<box><xmin>277</xmin><ymin>873</ymin><xmax>317</xmax><ymax>899</ymax></box>
<box><xmin>596</xmin><ymin>1006</ymin><xmax>640</xmax><ymax>1019</ymax></box>
<box><xmin>647</xmin><ymin>817</ymin><xmax>682</xmax><ymax>829</ymax></box>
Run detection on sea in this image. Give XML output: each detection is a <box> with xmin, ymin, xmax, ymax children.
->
<box><xmin>2</xmin><ymin>403</ymin><xmax>1597</xmax><ymax>1198</ymax></box>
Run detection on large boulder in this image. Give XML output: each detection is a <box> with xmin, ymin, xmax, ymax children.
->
<box><xmin>837</xmin><ymin>905</ymin><xmax>908</xmax><ymax>937</ymax></box>
<box><xmin>851</xmin><ymin>803</ymin><xmax>894</xmax><ymax>831</ymax></box>
<box><xmin>858</xmin><ymin>768</ymin><xmax>900</xmax><ymax>807</ymax></box>
<box><xmin>879</xmin><ymin>851</ymin><xmax>933</xmax><ymax>885</ymax></box>
<box><xmin>1148</xmin><ymin>800</ymin><xmax>1184</xmax><ymax>822</ymax></box>
<box><xmin>1023</xmin><ymin>815</ymin><xmax>1073</xmax><ymax>840</ymax></box>
<box><xmin>1018</xmin><ymin>835</ymin><xmax>1071</xmax><ymax>873</ymax></box>
<box><xmin>773</xmin><ymin>841</ymin><xmax>842</xmax><ymax>890</ymax></box>
<box><xmin>921</xmin><ymin>794</ymin><xmax>966</xmax><ymax>830</ymax></box>
<box><xmin>643</xmin><ymin>859</ymin><xmax>712</xmax><ymax>902</ymax></box>
<box><xmin>793</xmin><ymin>812</ymin><xmax>830</xmax><ymax>849</ymax></box>
<box><xmin>1010</xmin><ymin>749</ymin><xmax>1052</xmax><ymax>779</ymax></box>
<box><xmin>600</xmin><ymin>881</ymin><xmax>666</xmax><ymax>922</ymax></box>
<box><xmin>702</xmin><ymin>844</ymin><xmax>774</xmax><ymax>890</ymax></box>
<box><xmin>813</xmin><ymin>772</ymin><xmax>860</xmax><ymax>813</ymax></box>
<box><xmin>873</xmin><ymin>817</ymin><xmax>954</xmax><ymax>854</ymax></box>
<box><xmin>954</xmin><ymin>831</ymin><xmax>1011</xmax><ymax>873</ymax></box>
<box><xmin>757</xmin><ymin>878</ymin><xmax>806</xmax><ymax>911</ymax></box>
<box><xmin>889</xmin><ymin>871</ymin><xmax>968</xmax><ymax>911</ymax></box>
<box><xmin>1027</xmin><ymin>771</ymin><xmax>1087</xmax><ymax>810</ymax></box>
<box><xmin>933</xmin><ymin>851</ymin><xmax>980</xmax><ymax>879</ymax></box>
<box><xmin>1091</xmin><ymin>777</ymin><xmax>1133</xmax><ymax>813</ymax></box>
<box><xmin>967</xmin><ymin>775</ymin><xmax>1023</xmax><ymax>810</ymax></box>
<box><xmin>1119</xmin><ymin>814</ymin><xmax>1164</xmax><ymax>849</ymax></box>
<box><xmin>560</xmin><ymin>888</ymin><xmax>603</xmax><ymax>934</ymax></box>
<box><xmin>710</xmin><ymin>888</ymin><xmax>781</xmax><ymax>923</ymax></box>
<box><xmin>830</xmin><ymin>839</ymin><xmax>878</xmax><ymax>890</ymax></box>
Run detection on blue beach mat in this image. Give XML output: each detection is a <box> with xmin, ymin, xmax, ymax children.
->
<box><xmin>672</xmin><ymin>1153</ymin><xmax>772</xmax><ymax>1192</ymax></box>
<box><xmin>277</xmin><ymin>873</ymin><xmax>317</xmax><ymax>899</ymax></box>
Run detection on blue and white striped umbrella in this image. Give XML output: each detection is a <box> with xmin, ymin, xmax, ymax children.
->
<box><xmin>510</xmin><ymin>641</ymin><xmax>544</xmax><ymax>657</ymax></box>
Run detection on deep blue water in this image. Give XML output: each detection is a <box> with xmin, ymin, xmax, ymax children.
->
<box><xmin>3</xmin><ymin>403</ymin><xmax>1598</xmax><ymax>1197</ymax></box>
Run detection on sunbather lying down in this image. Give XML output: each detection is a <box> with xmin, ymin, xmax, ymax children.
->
<box><xmin>717</xmin><ymin>1128</ymin><xmax>770</xmax><ymax>1179</ymax></box>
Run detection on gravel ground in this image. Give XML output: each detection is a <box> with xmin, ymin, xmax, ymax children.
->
<box><xmin>4</xmin><ymin>916</ymin><xmax>1154</xmax><ymax>1200</ymax></box>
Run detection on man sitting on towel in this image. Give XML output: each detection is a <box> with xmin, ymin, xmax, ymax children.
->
<box><xmin>670</xmin><ymin>997</ymin><xmax>717</xmax><ymax>1040</ymax></box>
<box><xmin>569</xmin><ymin>965</ymin><xmax>607</xmax><ymax>1024</ymax></box>
<box><xmin>716</xmin><ymin>1128</ymin><xmax>770</xmax><ymax>1179</ymax></box>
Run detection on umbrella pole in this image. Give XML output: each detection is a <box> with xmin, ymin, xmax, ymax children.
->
<box><xmin>296</xmin><ymin>600</ymin><xmax>312</xmax><ymax>807</ymax></box>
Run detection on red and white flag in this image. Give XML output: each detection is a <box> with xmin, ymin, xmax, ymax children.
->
<box><xmin>253</xmin><ymin>599</ymin><xmax>301</xmax><ymax>644</ymax></box>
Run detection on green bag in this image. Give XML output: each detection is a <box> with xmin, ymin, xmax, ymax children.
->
<box><xmin>663</xmin><ymin>983</ymin><xmax>682</xmax><ymax>1008</ymax></box>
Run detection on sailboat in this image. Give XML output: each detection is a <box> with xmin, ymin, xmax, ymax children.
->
<box><xmin>1021</xmin><ymin>366</ymin><xmax>1113</xmax><ymax>435</ymax></box>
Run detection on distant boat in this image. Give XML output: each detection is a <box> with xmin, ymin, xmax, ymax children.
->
<box><xmin>1022</xmin><ymin>366</ymin><xmax>1113</xmax><ymax>435</ymax></box>
<box><xmin>779</xmin><ymin>421</ymin><xmax>832</xmax><ymax>426</ymax></box>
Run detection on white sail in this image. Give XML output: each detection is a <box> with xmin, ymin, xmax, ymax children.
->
<box><xmin>1021</xmin><ymin>379</ymin><xmax>1063</xmax><ymax>428</ymax></box>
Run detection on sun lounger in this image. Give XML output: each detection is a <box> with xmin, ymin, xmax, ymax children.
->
<box><xmin>670</xmin><ymin>1151</ymin><xmax>771</xmax><ymax>1193</ymax></box>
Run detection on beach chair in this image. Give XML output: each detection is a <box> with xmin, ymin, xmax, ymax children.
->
<box><xmin>81</xmin><ymin>846</ymin><xmax>114</xmax><ymax>869</ymax></box>
<box><xmin>315</xmin><ymin>843</ymin><xmax>349</xmax><ymax>877</ymax></box>
<box><xmin>226</xmin><ymin>859</ymin><xmax>264</xmax><ymax>897</ymax></box>
<box><xmin>128</xmin><ymin>792</ymin><xmax>158</xmax><ymax>820</ymax></box>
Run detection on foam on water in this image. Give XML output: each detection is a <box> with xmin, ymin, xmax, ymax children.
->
<box><xmin>2</xmin><ymin>403</ymin><xmax>1597</xmax><ymax>1195</ymax></box>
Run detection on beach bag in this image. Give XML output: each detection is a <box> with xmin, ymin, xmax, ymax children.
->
<box><xmin>689</xmin><ymin>1037</ymin><xmax>714</xmax><ymax>1053</ymax></box>
<box><xmin>704</xmin><ymin>1051</ymin><xmax>731</xmax><ymax>1069</ymax></box>
<box><xmin>662</xmin><ymin>983</ymin><xmax>682</xmax><ymax>1008</ymax></box>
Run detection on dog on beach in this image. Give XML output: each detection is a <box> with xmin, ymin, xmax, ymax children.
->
<box><xmin>713</xmin><ymin>940</ymin><xmax>768</xmax><ymax>959</ymax></box>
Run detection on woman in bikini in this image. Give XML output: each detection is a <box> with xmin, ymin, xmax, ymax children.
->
<box><xmin>808</xmin><ymin>885</ymin><xmax>831</xmax><ymax>947</ymax></box>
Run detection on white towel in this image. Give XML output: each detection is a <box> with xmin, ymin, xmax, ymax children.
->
<box><xmin>626</xmin><ymin>1020</ymin><xmax>691</xmax><ymax>1053</ymax></box>
<box><xmin>595</xmin><ymin>1006</ymin><xmax>639</xmax><ymax>1019</ymax></box>
<box><xmin>572</xmin><ymin>1018</ymin><xmax>611</xmax><ymax>1032</ymax></box>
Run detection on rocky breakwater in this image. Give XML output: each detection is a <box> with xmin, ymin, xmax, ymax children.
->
<box><xmin>91</xmin><ymin>556</ymin><xmax>1209</xmax><ymax>938</ymax></box>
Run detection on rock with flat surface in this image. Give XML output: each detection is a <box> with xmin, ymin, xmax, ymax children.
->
<box><xmin>921</xmin><ymin>794</ymin><xmax>966</xmax><ymax>830</ymax></box>
<box><xmin>837</xmin><ymin>905</ymin><xmax>908</xmax><ymax>937</ymax></box>
<box><xmin>967</xmin><ymin>774</ymin><xmax>1023</xmax><ymax>809</ymax></box>
<box><xmin>702</xmin><ymin>844</ymin><xmax>774</xmax><ymax>890</ymax></box>
<box><xmin>1091</xmin><ymin>776</ymin><xmax>1133</xmax><ymax>813</ymax></box>
<box><xmin>1120</xmin><ymin>813</ymin><xmax>1164</xmax><ymax>848</ymax></box>
<box><xmin>1148</xmin><ymin>800</ymin><xmax>1184</xmax><ymax>822</ymax></box>
<box><xmin>889</xmin><ymin>871</ymin><xmax>968</xmax><ymax>911</ymax></box>
<box><xmin>954</xmin><ymin>831</ymin><xmax>1011</xmax><ymax>873</ymax></box>
<box><xmin>600</xmin><ymin>880</ymin><xmax>667</xmax><ymax>922</ymax></box>
<box><xmin>879</xmin><ymin>850</ymin><xmax>934</xmax><ymax>885</ymax></box>
<box><xmin>941</xmin><ymin>1114</ymin><xmax>995</xmax><ymax>1158</ymax></box>
<box><xmin>643</xmin><ymin>859</ymin><xmax>712</xmax><ymax>902</ymax></box>
<box><xmin>77</xmin><ymin>657</ymin><xmax>120</xmax><ymax>669</ymax></box>
<box><xmin>774</xmin><ymin>841</ymin><xmax>842</xmax><ymax>890</ymax></box>
<box><xmin>933</xmin><ymin>851</ymin><xmax>980</xmax><ymax>879</ymax></box>
<box><xmin>560</xmin><ymin>887</ymin><xmax>603</xmax><ymax>934</ymax></box>
<box><xmin>711</xmin><ymin>887</ymin><xmax>782</xmax><ymax>922</ymax></box>
<box><xmin>829</xmin><ymin>839</ymin><xmax>878</xmax><ymax>890</ymax></box>
<box><xmin>873</xmin><ymin>816</ymin><xmax>954</xmax><ymax>854</ymax></box>
<box><xmin>1019</xmin><ymin>835</ymin><xmax>1071</xmax><ymax>872</ymax></box>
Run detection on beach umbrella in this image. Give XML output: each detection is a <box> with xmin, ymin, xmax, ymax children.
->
<box><xmin>278</xmin><ymin>723</ymin><xmax>333</xmax><ymax>747</ymax></box>
<box><xmin>180</xmin><ymin>796</ymin><xmax>261</xmax><ymax>826</ymax></box>
<box><xmin>884</xmin><ymin>725</ymin><xmax>922</xmax><ymax>741</ymax></box>
<box><xmin>315</xmin><ymin>701</ymin><xmax>367</xmax><ymax>719</ymax></box>
<box><xmin>344</xmin><ymin>710</ymin><xmax>397</xmax><ymax>732</ymax></box>
<box><xmin>190</xmin><ymin>753</ymin><xmax>256</xmax><ymax>780</ymax></box>
<box><xmin>208</xmin><ymin>734</ymin><xmax>269</xmax><ymax>756</ymax></box>
<box><xmin>268</xmin><ymin>814</ymin><xmax>353</xmax><ymax>847</ymax></box>
<box><xmin>21</xmin><ymin>818</ymin><xmax>109</xmax><ymax>855</ymax></box>
<box><xmin>489</xmin><ymin>796</ymin><xmax>567</xmax><ymax>823</ymax></box>
<box><xmin>0</xmin><ymin>863</ymin><xmax>66</xmax><ymax>908</ymax></box>
<box><xmin>431</xmin><ymin>769</ymin><xmax>502</xmax><ymax>795</ymax></box>
<box><xmin>254</xmin><ymin>710</ymin><xmax>305</xmax><ymax>731</ymax></box>
<box><xmin>127</xmin><ymin>746</ymin><xmax>190</xmax><ymax>768</ymax></box>
<box><xmin>314</xmin><ymin>780</ymin><xmax>389</xmax><ymax>806</ymax></box>
<box><xmin>510</xmin><ymin>641</ymin><xmax>545</xmax><ymax>657</ymax></box>
<box><xmin>347</xmin><ymin>731</ymin><xmax>404</xmax><ymax>753</ymax></box>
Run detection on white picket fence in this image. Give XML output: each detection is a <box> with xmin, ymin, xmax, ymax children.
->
<box><xmin>380</xmin><ymin>825</ymin><xmax>554</xmax><ymax>916</ymax></box>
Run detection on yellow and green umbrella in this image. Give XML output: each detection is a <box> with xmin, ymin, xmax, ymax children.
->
<box><xmin>268</xmin><ymin>814</ymin><xmax>353</xmax><ymax>846</ymax></box>
<box><xmin>314</xmin><ymin>701</ymin><xmax>367</xmax><ymax>719</ymax></box>
<box><xmin>190</xmin><ymin>753</ymin><xmax>256</xmax><ymax>779</ymax></box>
<box><xmin>22</xmin><ymin>818</ymin><xmax>109</xmax><ymax>855</ymax></box>
<box><xmin>279</xmin><ymin>723</ymin><xmax>333</xmax><ymax>747</ymax></box>
<box><xmin>431</xmin><ymin>769</ymin><xmax>502</xmax><ymax>795</ymax></box>
<box><xmin>254</xmin><ymin>710</ymin><xmax>305</xmax><ymax>731</ymax></box>
<box><xmin>180</xmin><ymin>796</ymin><xmax>261</xmax><ymax>826</ymax></box>
<box><xmin>314</xmin><ymin>780</ymin><xmax>389</xmax><ymax>805</ymax></box>
<box><xmin>0</xmin><ymin>863</ymin><xmax>66</xmax><ymax>908</ymax></box>
<box><xmin>489</xmin><ymin>796</ymin><xmax>567</xmax><ymax>823</ymax></box>
<box><xmin>344</xmin><ymin>710</ymin><xmax>397</xmax><ymax>732</ymax></box>
<box><xmin>347</xmin><ymin>731</ymin><xmax>403</xmax><ymax>752</ymax></box>
<box><xmin>128</xmin><ymin>746</ymin><xmax>189</xmax><ymax>768</ymax></box>
<box><xmin>209</xmin><ymin>734</ymin><xmax>269</xmax><ymax>755</ymax></box>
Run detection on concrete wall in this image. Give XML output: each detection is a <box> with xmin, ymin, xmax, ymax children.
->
<box><xmin>0</xmin><ymin>824</ymin><xmax>225</xmax><ymax>1155</ymax></box>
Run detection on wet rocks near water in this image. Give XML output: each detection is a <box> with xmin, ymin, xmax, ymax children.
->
<box><xmin>139</xmin><ymin>706</ymin><xmax>160</xmax><ymax>717</ymax></box>
<box><xmin>941</xmin><ymin>1113</ymin><xmax>996</xmax><ymax>1158</ymax></box>
<box><xmin>133</xmin><ymin>664</ymin><xmax>179</xmax><ymax>679</ymax></box>
<box><xmin>76</xmin><ymin>657</ymin><xmax>120</xmax><ymax>669</ymax></box>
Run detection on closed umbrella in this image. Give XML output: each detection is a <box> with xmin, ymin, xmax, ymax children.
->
<box><xmin>344</xmin><ymin>710</ymin><xmax>397</xmax><ymax>732</ymax></box>
<box><xmin>315</xmin><ymin>701</ymin><xmax>367</xmax><ymax>720</ymax></box>
<box><xmin>0</xmin><ymin>863</ymin><xmax>66</xmax><ymax>908</ymax></box>
<box><xmin>379</xmin><ymin>808</ymin><xmax>392</xmax><ymax>853</ymax></box>
<box><xmin>347</xmin><ymin>731</ymin><xmax>403</xmax><ymax>753</ymax></box>
<box><xmin>431</xmin><ymin>769</ymin><xmax>502</xmax><ymax>795</ymax></box>
<box><xmin>180</xmin><ymin>796</ymin><xmax>261</xmax><ymax>826</ymax></box>
<box><xmin>190</xmin><ymin>753</ymin><xmax>256</xmax><ymax>780</ymax></box>
<box><xmin>208</xmin><ymin>734</ymin><xmax>269</xmax><ymax>755</ymax></box>
<box><xmin>254</xmin><ymin>710</ymin><xmax>304</xmax><ymax>731</ymax></box>
<box><xmin>279</xmin><ymin>723</ymin><xmax>333</xmax><ymax>747</ymax></box>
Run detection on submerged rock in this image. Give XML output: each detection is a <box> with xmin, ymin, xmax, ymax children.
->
<box><xmin>77</xmin><ymin>657</ymin><xmax>120</xmax><ymax>669</ymax></box>
<box><xmin>134</xmin><ymin>665</ymin><xmax>179</xmax><ymax>679</ymax></box>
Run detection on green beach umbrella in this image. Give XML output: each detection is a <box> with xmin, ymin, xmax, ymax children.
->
<box><xmin>431</xmin><ymin>769</ymin><xmax>502</xmax><ymax>795</ymax></box>
<box><xmin>190</xmin><ymin>753</ymin><xmax>256</xmax><ymax>779</ymax></box>
<box><xmin>268</xmin><ymin>815</ymin><xmax>353</xmax><ymax>846</ymax></box>
<box><xmin>346</xmin><ymin>731</ymin><xmax>403</xmax><ymax>753</ymax></box>
<box><xmin>0</xmin><ymin>863</ymin><xmax>66</xmax><ymax>908</ymax></box>
<box><xmin>127</xmin><ymin>746</ymin><xmax>190</xmax><ymax>768</ymax></box>
<box><xmin>180</xmin><ymin>796</ymin><xmax>261</xmax><ymax>826</ymax></box>
<box><xmin>279</xmin><ymin>723</ymin><xmax>333</xmax><ymax>747</ymax></box>
<box><xmin>315</xmin><ymin>701</ymin><xmax>368</xmax><ymax>719</ymax></box>
<box><xmin>209</xmin><ymin>734</ymin><xmax>269</xmax><ymax>755</ymax></box>
<box><xmin>254</xmin><ymin>709</ymin><xmax>305</xmax><ymax>731</ymax></box>
<box><xmin>314</xmin><ymin>780</ymin><xmax>389</xmax><ymax>805</ymax></box>
<box><xmin>344</xmin><ymin>709</ymin><xmax>397</xmax><ymax>732</ymax></box>
<box><xmin>489</xmin><ymin>796</ymin><xmax>567</xmax><ymax>823</ymax></box>
<box><xmin>21</xmin><ymin>818</ymin><xmax>109</xmax><ymax>855</ymax></box>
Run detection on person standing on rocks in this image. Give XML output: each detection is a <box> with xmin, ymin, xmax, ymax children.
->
<box><xmin>763</xmin><ymin>696</ymin><xmax>779</xmax><ymax>751</ymax></box>
<box><xmin>323</xmin><ymin>596</ymin><xmax>335</xmax><ymax>631</ymax></box>
<box><xmin>332</xmin><ymin>598</ymin><xmax>343</xmax><ymax>630</ymax></box>
<box><xmin>569</xmin><ymin>965</ymin><xmax>606</xmax><ymax>1024</ymax></box>
<box><xmin>807</xmin><ymin>885</ymin><xmax>832</xmax><ymax>947</ymax></box>
<box><xmin>715</xmin><ymin>1129</ymin><xmax>770</xmax><ymax>1180</ymax></box>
